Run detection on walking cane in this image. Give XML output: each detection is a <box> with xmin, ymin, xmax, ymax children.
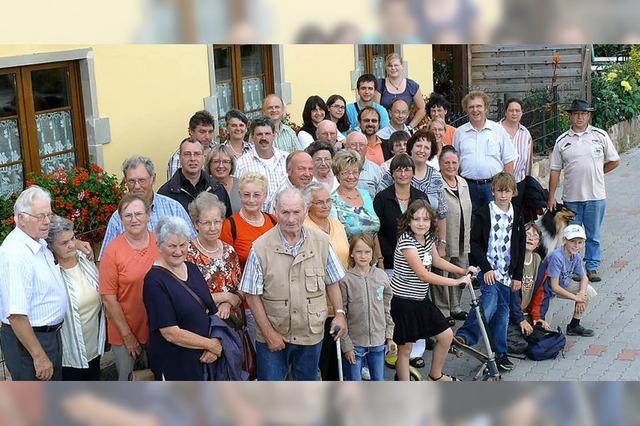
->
<box><xmin>334</xmin><ymin>325</ymin><xmax>343</xmax><ymax>381</ymax></box>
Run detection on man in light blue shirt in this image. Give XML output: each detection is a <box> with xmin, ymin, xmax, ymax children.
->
<box><xmin>0</xmin><ymin>186</ymin><xmax>67</xmax><ymax>380</ymax></box>
<box><xmin>346</xmin><ymin>73</ymin><xmax>390</xmax><ymax>132</ymax></box>
<box><xmin>453</xmin><ymin>91</ymin><xmax>516</xmax><ymax>215</ymax></box>
<box><xmin>100</xmin><ymin>156</ymin><xmax>195</xmax><ymax>259</ymax></box>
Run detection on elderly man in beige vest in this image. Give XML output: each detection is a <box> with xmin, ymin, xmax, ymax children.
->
<box><xmin>240</xmin><ymin>187</ymin><xmax>347</xmax><ymax>380</ymax></box>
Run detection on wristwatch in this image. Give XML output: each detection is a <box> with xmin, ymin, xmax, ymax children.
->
<box><xmin>335</xmin><ymin>309</ymin><xmax>346</xmax><ymax>316</ymax></box>
<box><xmin>438</xmin><ymin>239</ymin><xmax>447</xmax><ymax>246</ymax></box>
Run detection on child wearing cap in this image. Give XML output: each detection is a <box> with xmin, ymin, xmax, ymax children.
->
<box><xmin>528</xmin><ymin>224</ymin><xmax>598</xmax><ymax>336</ymax></box>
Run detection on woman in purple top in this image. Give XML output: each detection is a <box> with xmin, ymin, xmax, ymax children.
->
<box><xmin>374</xmin><ymin>53</ymin><xmax>426</xmax><ymax>129</ymax></box>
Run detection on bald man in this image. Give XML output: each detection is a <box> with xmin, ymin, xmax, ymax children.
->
<box><xmin>316</xmin><ymin>120</ymin><xmax>345</xmax><ymax>150</ymax></box>
<box><xmin>265</xmin><ymin>151</ymin><xmax>314</xmax><ymax>213</ymax></box>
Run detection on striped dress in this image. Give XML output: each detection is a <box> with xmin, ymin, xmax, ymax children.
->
<box><xmin>501</xmin><ymin>120</ymin><xmax>532</xmax><ymax>183</ymax></box>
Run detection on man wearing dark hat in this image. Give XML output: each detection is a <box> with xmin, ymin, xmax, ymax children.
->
<box><xmin>548</xmin><ymin>99</ymin><xmax>620</xmax><ymax>283</ymax></box>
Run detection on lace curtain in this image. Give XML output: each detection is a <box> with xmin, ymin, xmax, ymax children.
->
<box><xmin>36</xmin><ymin>111</ymin><xmax>76</xmax><ymax>174</ymax></box>
<box><xmin>0</xmin><ymin>119</ymin><xmax>24</xmax><ymax>196</ymax></box>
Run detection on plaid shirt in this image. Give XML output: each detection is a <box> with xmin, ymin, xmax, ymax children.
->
<box><xmin>233</xmin><ymin>147</ymin><xmax>288</xmax><ymax>210</ymax></box>
<box><xmin>240</xmin><ymin>225</ymin><xmax>345</xmax><ymax>295</ymax></box>
<box><xmin>98</xmin><ymin>192</ymin><xmax>196</xmax><ymax>260</ymax></box>
<box><xmin>273</xmin><ymin>124</ymin><xmax>302</xmax><ymax>153</ymax></box>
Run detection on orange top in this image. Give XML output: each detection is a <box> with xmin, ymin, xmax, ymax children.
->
<box><xmin>444</xmin><ymin>124</ymin><xmax>456</xmax><ymax>146</ymax></box>
<box><xmin>366</xmin><ymin>137</ymin><xmax>385</xmax><ymax>165</ymax></box>
<box><xmin>220</xmin><ymin>212</ymin><xmax>277</xmax><ymax>268</ymax></box>
<box><xmin>99</xmin><ymin>233</ymin><xmax>158</xmax><ymax>345</ymax></box>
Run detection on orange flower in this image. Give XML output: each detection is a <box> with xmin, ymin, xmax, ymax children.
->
<box><xmin>552</xmin><ymin>55</ymin><xmax>561</xmax><ymax>65</ymax></box>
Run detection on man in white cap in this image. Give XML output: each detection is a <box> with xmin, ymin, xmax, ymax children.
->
<box><xmin>548</xmin><ymin>99</ymin><xmax>620</xmax><ymax>283</ymax></box>
<box><xmin>528</xmin><ymin>224</ymin><xmax>598</xmax><ymax>337</ymax></box>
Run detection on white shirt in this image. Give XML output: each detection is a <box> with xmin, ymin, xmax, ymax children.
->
<box><xmin>0</xmin><ymin>227</ymin><xmax>67</xmax><ymax>326</ymax></box>
<box><xmin>377</xmin><ymin>124</ymin><xmax>412</xmax><ymax>140</ymax></box>
<box><xmin>453</xmin><ymin>119</ymin><xmax>517</xmax><ymax>180</ymax></box>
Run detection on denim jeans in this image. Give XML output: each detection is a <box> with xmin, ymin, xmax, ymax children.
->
<box><xmin>455</xmin><ymin>271</ymin><xmax>510</xmax><ymax>354</ymax></box>
<box><xmin>255</xmin><ymin>340</ymin><xmax>322</xmax><ymax>381</ymax></box>
<box><xmin>564</xmin><ymin>199</ymin><xmax>606</xmax><ymax>271</ymax></box>
<box><xmin>342</xmin><ymin>344</ymin><xmax>386</xmax><ymax>381</ymax></box>
<box><xmin>466</xmin><ymin>180</ymin><xmax>494</xmax><ymax>224</ymax></box>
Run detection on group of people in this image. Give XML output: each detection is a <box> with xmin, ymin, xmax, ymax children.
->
<box><xmin>0</xmin><ymin>53</ymin><xmax>621</xmax><ymax>381</ymax></box>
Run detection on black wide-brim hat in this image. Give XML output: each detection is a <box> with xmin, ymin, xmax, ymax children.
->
<box><xmin>564</xmin><ymin>99</ymin><xmax>595</xmax><ymax>112</ymax></box>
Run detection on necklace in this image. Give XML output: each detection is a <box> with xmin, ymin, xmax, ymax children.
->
<box><xmin>239</xmin><ymin>209</ymin><xmax>264</xmax><ymax>226</ymax></box>
<box><xmin>338</xmin><ymin>187</ymin><xmax>360</xmax><ymax>201</ymax></box>
<box><xmin>196</xmin><ymin>236</ymin><xmax>221</xmax><ymax>256</ymax></box>
<box><xmin>445</xmin><ymin>178</ymin><xmax>458</xmax><ymax>190</ymax></box>
<box><xmin>228</xmin><ymin>141</ymin><xmax>243</xmax><ymax>157</ymax></box>
<box><xmin>387</xmin><ymin>77</ymin><xmax>404</xmax><ymax>92</ymax></box>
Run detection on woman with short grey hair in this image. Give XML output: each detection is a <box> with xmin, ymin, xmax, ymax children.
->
<box><xmin>142</xmin><ymin>215</ymin><xmax>224</xmax><ymax>380</ymax></box>
<box><xmin>187</xmin><ymin>192</ymin><xmax>242</xmax><ymax>321</ymax></box>
<box><xmin>47</xmin><ymin>215</ymin><xmax>106</xmax><ymax>380</ymax></box>
<box><xmin>206</xmin><ymin>145</ymin><xmax>241</xmax><ymax>213</ymax></box>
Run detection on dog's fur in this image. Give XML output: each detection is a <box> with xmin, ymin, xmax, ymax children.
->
<box><xmin>534</xmin><ymin>204</ymin><xmax>576</xmax><ymax>258</ymax></box>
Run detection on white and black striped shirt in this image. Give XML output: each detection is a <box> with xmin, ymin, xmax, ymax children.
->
<box><xmin>391</xmin><ymin>232</ymin><xmax>433</xmax><ymax>300</ymax></box>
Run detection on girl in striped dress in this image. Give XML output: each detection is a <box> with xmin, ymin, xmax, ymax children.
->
<box><xmin>391</xmin><ymin>199</ymin><xmax>475</xmax><ymax>381</ymax></box>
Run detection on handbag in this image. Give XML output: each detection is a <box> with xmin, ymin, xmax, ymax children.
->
<box><xmin>236</xmin><ymin>307</ymin><xmax>256</xmax><ymax>381</ymax></box>
<box><xmin>129</xmin><ymin>352</ymin><xmax>154</xmax><ymax>381</ymax></box>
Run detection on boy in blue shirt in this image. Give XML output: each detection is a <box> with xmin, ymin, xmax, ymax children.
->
<box><xmin>529</xmin><ymin>224</ymin><xmax>598</xmax><ymax>336</ymax></box>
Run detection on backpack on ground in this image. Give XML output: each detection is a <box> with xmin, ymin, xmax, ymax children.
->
<box><xmin>507</xmin><ymin>323</ymin><xmax>529</xmax><ymax>355</ymax></box>
<box><xmin>524</xmin><ymin>325</ymin><xmax>566</xmax><ymax>361</ymax></box>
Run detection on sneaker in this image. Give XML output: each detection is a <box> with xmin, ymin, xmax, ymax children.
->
<box><xmin>566</xmin><ymin>324</ymin><xmax>594</xmax><ymax>337</ymax></box>
<box><xmin>587</xmin><ymin>270</ymin><xmax>601</xmax><ymax>282</ymax></box>
<box><xmin>495</xmin><ymin>353</ymin><xmax>514</xmax><ymax>372</ymax></box>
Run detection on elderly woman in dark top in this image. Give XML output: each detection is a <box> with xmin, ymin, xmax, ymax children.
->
<box><xmin>206</xmin><ymin>144</ymin><xmax>241</xmax><ymax>213</ymax></box>
<box><xmin>431</xmin><ymin>146</ymin><xmax>473</xmax><ymax>322</ymax></box>
<box><xmin>373</xmin><ymin>154</ymin><xmax>428</xmax><ymax>274</ymax></box>
<box><xmin>47</xmin><ymin>215</ymin><xmax>106</xmax><ymax>381</ymax></box>
<box><xmin>407</xmin><ymin>128</ymin><xmax>448</xmax><ymax>257</ymax></box>
<box><xmin>143</xmin><ymin>216</ymin><xmax>222</xmax><ymax>380</ymax></box>
<box><xmin>305</xmin><ymin>140</ymin><xmax>339</xmax><ymax>192</ymax></box>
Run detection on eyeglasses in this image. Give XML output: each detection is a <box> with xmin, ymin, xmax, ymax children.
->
<box><xmin>181</xmin><ymin>152</ymin><xmax>203</xmax><ymax>158</ymax></box>
<box><xmin>311</xmin><ymin>199</ymin><xmax>333</xmax><ymax>207</ymax></box>
<box><xmin>21</xmin><ymin>211</ymin><xmax>54</xmax><ymax>222</ymax></box>
<box><xmin>339</xmin><ymin>170</ymin><xmax>360</xmax><ymax>177</ymax></box>
<box><xmin>393</xmin><ymin>167</ymin><xmax>413</xmax><ymax>175</ymax></box>
<box><xmin>313</xmin><ymin>157</ymin><xmax>331</xmax><ymax>164</ymax></box>
<box><xmin>122</xmin><ymin>212</ymin><xmax>146</xmax><ymax>221</ymax></box>
<box><xmin>212</xmin><ymin>159</ymin><xmax>232</xmax><ymax>166</ymax></box>
<box><xmin>330</xmin><ymin>105</ymin><xmax>345</xmax><ymax>110</ymax></box>
<box><xmin>126</xmin><ymin>178</ymin><xmax>149</xmax><ymax>187</ymax></box>
<box><xmin>198</xmin><ymin>219</ymin><xmax>223</xmax><ymax>228</ymax></box>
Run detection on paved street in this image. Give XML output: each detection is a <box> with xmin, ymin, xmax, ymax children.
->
<box><xmin>440</xmin><ymin>146</ymin><xmax>640</xmax><ymax>381</ymax></box>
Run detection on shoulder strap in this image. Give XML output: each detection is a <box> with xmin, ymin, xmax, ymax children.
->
<box><xmin>229</xmin><ymin>216</ymin><xmax>237</xmax><ymax>244</ymax></box>
<box><xmin>264</xmin><ymin>212</ymin><xmax>277</xmax><ymax>226</ymax></box>
<box><xmin>152</xmin><ymin>265</ymin><xmax>209</xmax><ymax>314</ymax></box>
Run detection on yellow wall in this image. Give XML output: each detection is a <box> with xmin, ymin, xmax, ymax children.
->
<box><xmin>403</xmin><ymin>45</ymin><xmax>434</xmax><ymax>96</ymax></box>
<box><xmin>0</xmin><ymin>45</ymin><xmax>211</xmax><ymax>185</ymax></box>
<box><xmin>91</xmin><ymin>45</ymin><xmax>210</xmax><ymax>179</ymax></box>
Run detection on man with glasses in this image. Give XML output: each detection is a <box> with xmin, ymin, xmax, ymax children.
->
<box><xmin>315</xmin><ymin>120</ymin><xmax>345</xmax><ymax>150</ymax></box>
<box><xmin>0</xmin><ymin>186</ymin><xmax>67</xmax><ymax>380</ymax></box>
<box><xmin>377</xmin><ymin>99</ymin><xmax>413</xmax><ymax>141</ymax></box>
<box><xmin>99</xmin><ymin>155</ymin><xmax>196</xmax><ymax>260</ymax></box>
<box><xmin>159</xmin><ymin>137</ymin><xmax>232</xmax><ymax>214</ymax></box>
<box><xmin>167</xmin><ymin>110</ymin><xmax>216</xmax><ymax>180</ymax></box>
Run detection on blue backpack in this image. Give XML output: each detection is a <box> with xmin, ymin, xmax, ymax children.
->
<box><xmin>524</xmin><ymin>326</ymin><xmax>566</xmax><ymax>361</ymax></box>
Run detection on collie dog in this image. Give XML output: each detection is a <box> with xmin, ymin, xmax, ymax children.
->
<box><xmin>535</xmin><ymin>204</ymin><xmax>576</xmax><ymax>258</ymax></box>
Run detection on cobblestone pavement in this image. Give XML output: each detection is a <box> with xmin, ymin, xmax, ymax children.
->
<box><xmin>395</xmin><ymin>146</ymin><xmax>640</xmax><ymax>381</ymax></box>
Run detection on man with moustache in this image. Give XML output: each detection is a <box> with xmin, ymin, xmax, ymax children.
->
<box><xmin>548</xmin><ymin>99</ymin><xmax>620</xmax><ymax>283</ymax></box>
<box><xmin>235</xmin><ymin>116</ymin><xmax>288</xmax><ymax>211</ymax></box>
<box><xmin>266</xmin><ymin>151</ymin><xmax>315</xmax><ymax>213</ymax></box>
<box><xmin>359</xmin><ymin>106</ymin><xmax>391</xmax><ymax>165</ymax></box>
<box><xmin>159</xmin><ymin>137</ymin><xmax>232</xmax><ymax>215</ymax></box>
<box><xmin>0</xmin><ymin>186</ymin><xmax>67</xmax><ymax>380</ymax></box>
<box><xmin>453</xmin><ymin>90</ymin><xmax>516</xmax><ymax>215</ymax></box>
<box><xmin>262</xmin><ymin>94</ymin><xmax>302</xmax><ymax>154</ymax></box>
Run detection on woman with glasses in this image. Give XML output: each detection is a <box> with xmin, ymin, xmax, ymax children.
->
<box><xmin>206</xmin><ymin>145</ymin><xmax>241</xmax><ymax>214</ymax></box>
<box><xmin>187</xmin><ymin>192</ymin><xmax>242</xmax><ymax>321</ymax></box>
<box><xmin>305</xmin><ymin>140</ymin><xmax>339</xmax><ymax>192</ymax></box>
<box><xmin>99</xmin><ymin>193</ymin><xmax>159</xmax><ymax>380</ymax></box>
<box><xmin>330</xmin><ymin>150</ymin><xmax>380</xmax><ymax>240</ymax></box>
<box><xmin>326</xmin><ymin>94</ymin><xmax>350</xmax><ymax>137</ymax></box>
<box><xmin>303</xmin><ymin>182</ymin><xmax>349</xmax><ymax>381</ymax></box>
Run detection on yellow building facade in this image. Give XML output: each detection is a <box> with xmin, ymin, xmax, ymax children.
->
<box><xmin>0</xmin><ymin>44</ymin><xmax>432</xmax><ymax>192</ymax></box>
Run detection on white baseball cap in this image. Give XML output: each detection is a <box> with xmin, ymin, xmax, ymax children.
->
<box><xmin>563</xmin><ymin>224</ymin><xmax>586</xmax><ymax>240</ymax></box>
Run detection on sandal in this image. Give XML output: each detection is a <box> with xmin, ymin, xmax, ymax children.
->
<box><xmin>409</xmin><ymin>357</ymin><xmax>425</xmax><ymax>368</ymax></box>
<box><xmin>428</xmin><ymin>373</ymin><xmax>460</xmax><ymax>381</ymax></box>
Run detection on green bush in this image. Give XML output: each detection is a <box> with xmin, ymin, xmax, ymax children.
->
<box><xmin>592</xmin><ymin>46</ymin><xmax>640</xmax><ymax>129</ymax></box>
